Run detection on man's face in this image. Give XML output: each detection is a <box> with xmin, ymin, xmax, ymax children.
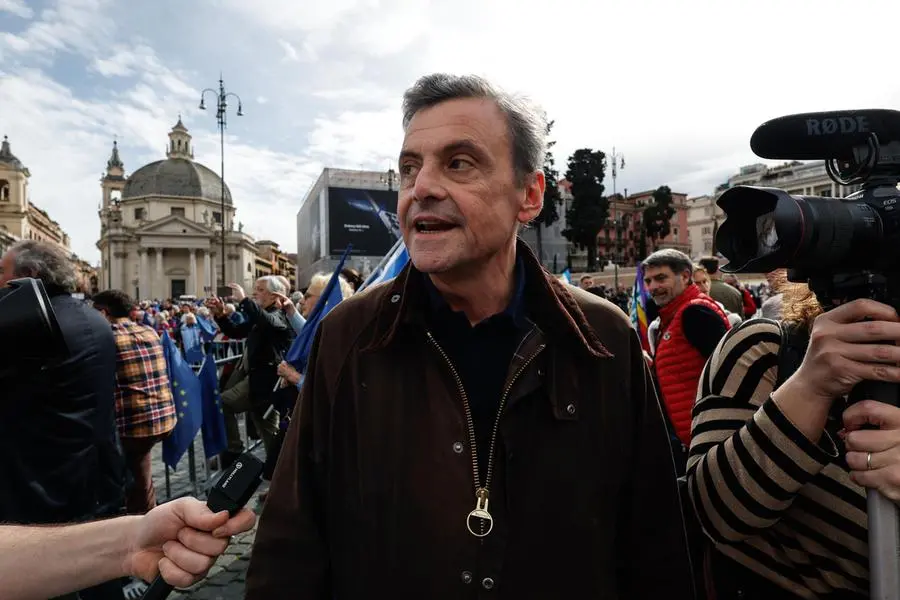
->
<box><xmin>580</xmin><ymin>276</ymin><xmax>593</xmax><ymax>289</ymax></box>
<box><xmin>645</xmin><ymin>265</ymin><xmax>690</xmax><ymax>307</ymax></box>
<box><xmin>398</xmin><ymin>97</ymin><xmax>544</xmax><ymax>275</ymax></box>
<box><xmin>0</xmin><ymin>250</ymin><xmax>16</xmax><ymax>287</ymax></box>
<box><xmin>253</xmin><ymin>280</ymin><xmax>275</xmax><ymax>308</ymax></box>
<box><xmin>692</xmin><ymin>270</ymin><xmax>711</xmax><ymax>295</ymax></box>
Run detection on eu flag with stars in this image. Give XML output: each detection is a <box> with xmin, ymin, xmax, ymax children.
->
<box><xmin>198</xmin><ymin>350</ymin><xmax>228</xmax><ymax>458</ymax></box>
<box><xmin>161</xmin><ymin>331</ymin><xmax>203</xmax><ymax>470</ymax></box>
<box><xmin>285</xmin><ymin>244</ymin><xmax>352</xmax><ymax>376</ymax></box>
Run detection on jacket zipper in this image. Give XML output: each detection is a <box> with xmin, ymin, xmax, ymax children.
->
<box><xmin>425</xmin><ymin>329</ymin><xmax>545</xmax><ymax>538</ymax></box>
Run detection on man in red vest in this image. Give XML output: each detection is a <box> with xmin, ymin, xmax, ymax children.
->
<box><xmin>644</xmin><ymin>249</ymin><xmax>730</xmax><ymax>456</ymax></box>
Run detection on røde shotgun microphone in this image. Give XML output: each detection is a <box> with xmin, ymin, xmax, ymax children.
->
<box><xmin>141</xmin><ymin>452</ymin><xmax>264</xmax><ymax>600</ymax></box>
<box><xmin>749</xmin><ymin>108</ymin><xmax>900</xmax><ymax>160</ymax></box>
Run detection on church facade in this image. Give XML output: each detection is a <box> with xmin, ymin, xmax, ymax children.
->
<box><xmin>97</xmin><ymin>118</ymin><xmax>258</xmax><ymax>300</ymax></box>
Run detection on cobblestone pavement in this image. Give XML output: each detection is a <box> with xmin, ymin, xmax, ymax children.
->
<box><xmin>148</xmin><ymin>428</ymin><xmax>266</xmax><ymax>600</ymax></box>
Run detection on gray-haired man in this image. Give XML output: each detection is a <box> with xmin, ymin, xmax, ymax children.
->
<box><xmin>247</xmin><ymin>74</ymin><xmax>695</xmax><ymax>599</ymax></box>
<box><xmin>206</xmin><ymin>277</ymin><xmax>294</xmax><ymax>466</ymax></box>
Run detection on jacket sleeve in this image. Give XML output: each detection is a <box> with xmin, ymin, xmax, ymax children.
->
<box><xmin>245</xmin><ymin>324</ymin><xmax>331</xmax><ymax>599</ymax></box>
<box><xmin>240</xmin><ymin>298</ymin><xmax>293</xmax><ymax>334</ymax></box>
<box><xmin>682</xmin><ymin>305</ymin><xmax>729</xmax><ymax>358</ymax></box>
<box><xmin>617</xmin><ymin>326</ymin><xmax>697</xmax><ymax>600</ymax></box>
<box><xmin>288</xmin><ymin>310</ymin><xmax>306</xmax><ymax>335</ymax></box>
<box><xmin>686</xmin><ymin>320</ymin><xmax>838</xmax><ymax>544</ymax></box>
<box><xmin>215</xmin><ymin>311</ymin><xmax>252</xmax><ymax>339</ymax></box>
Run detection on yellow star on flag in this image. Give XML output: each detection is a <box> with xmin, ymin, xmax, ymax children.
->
<box><xmin>173</xmin><ymin>381</ymin><xmax>179</xmax><ymax>388</ymax></box>
<box><xmin>180</xmin><ymin>389</ymin><xmax>186</xmax><ymax>396</ymax></box>
<box><xmin>182</xmin><ymin>400</ymin><xmax>188</xmax><ymax>407</ymax></box>
<box><xmin>178</xmin><ymin>411</ymin><xmax>185</xmax><ymax>418</ymax></box>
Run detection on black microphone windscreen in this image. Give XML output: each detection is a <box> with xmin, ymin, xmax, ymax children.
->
<box><xmin>750</xmin><ymin>109</ymin><xmax>900</xmax><ymax>160</ymax></box>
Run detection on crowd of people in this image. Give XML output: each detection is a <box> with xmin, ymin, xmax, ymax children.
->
<box><xmin>4</xmin><ymin>71</ymin><xmax>900</xmax><ymax>600</ymax></box>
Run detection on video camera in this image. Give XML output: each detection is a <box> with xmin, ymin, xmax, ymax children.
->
<box><xmin>715</xmin><ymin>108</ymin><xmax>900</xmax><ymax>308</ymax></box>
<box><xmin>0</xmin><ymin>278</ymin><xmax>67</xmax><ymax>368</ymax></box>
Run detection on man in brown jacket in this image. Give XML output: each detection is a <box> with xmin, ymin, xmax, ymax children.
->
<box><xmin>246</xmin><ymin>74</ymin><xmax>696</xmax><ymax>600</ymax></box>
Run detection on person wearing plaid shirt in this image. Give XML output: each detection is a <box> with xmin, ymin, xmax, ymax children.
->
<box><xmin>93</xmin><ymin>290</ymin><xmax>177</xmax><ymax>515</ymax></box>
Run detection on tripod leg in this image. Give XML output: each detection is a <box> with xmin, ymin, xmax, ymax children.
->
<box><xmin>868</xmin><ymin>490</ymin><xmax>900</xmax><ymax>600</ymax></box>
<box><xmin>850</xmin><ymin>379</ymin><xmax>900</xmax><ymax>600</ymax></box>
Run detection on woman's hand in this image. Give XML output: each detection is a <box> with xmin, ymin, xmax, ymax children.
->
<box><xmin>844</xmin><ymin>400</ymin><xmax>900</xmax><ymax>502</ymax></box>
<box><xmin>274</xmin><ymin>293</ymin><xmax>295</xmax><ymax>316</ymax></box>
<box><xmin>788</xmin><ymin>299</ymin><xmax>900</xmax><ymax>405</ymax></box>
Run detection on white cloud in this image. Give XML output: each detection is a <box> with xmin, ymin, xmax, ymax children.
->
<box><xmin>7</xmin><ymin>0</ymin><xmax>900</xmax><ymax>267</ymax></box>
<box><xmin>0</xmin><ymin>0</ymin><xmax>115</xmax><ymax>59</ymax></box>
<box><xmin>0</xmin><ymin>0</ymin><xmax>33</xmax><ymax>19</ymax></box>
<box><xmin>278</xmin><ymin>39</ymin><xmax>299</xmax><ymax>62</ymax></box>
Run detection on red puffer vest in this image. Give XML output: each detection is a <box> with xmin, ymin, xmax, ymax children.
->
<box><xmin>654</xmin><ymin>283</ymin><xmax>730</xmax><ymax>446</ymax></box>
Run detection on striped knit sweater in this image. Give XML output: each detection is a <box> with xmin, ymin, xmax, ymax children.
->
<box><xmin>687</xmin><ymin>319</ymin><xmax>868</xmax><ymax>599</ymax></box>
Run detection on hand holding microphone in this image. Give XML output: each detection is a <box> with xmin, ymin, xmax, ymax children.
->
<box><xmin>141</xmin><ymin>452</ymin><xmax>265</xmax><ymax>599</ymax></box>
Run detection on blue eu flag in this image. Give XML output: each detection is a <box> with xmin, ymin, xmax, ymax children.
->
<box><xmin>196</xmin><ymin>315</ymin><xmax>218</xmax><ymax>343</ymax></box>
<box><xmin>181</xmin><ymin>326</ymin><xmax>204</xmax><ymax>364</ymax></box>
<box><xmin>161</xmin><ymin>331</ymin><xmax>203</xmax><ymax>469</ymax></box>
<box><xmin>285</xmin><ymin>245</ymin><xmax>352</xmax><ymax>375</ymax></box>
<box><xmin>198</xmin><ymin>350</ymin><xmax>228</xmax><ymax>458</ymax></box>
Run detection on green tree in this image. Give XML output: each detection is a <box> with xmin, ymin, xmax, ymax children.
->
<box><xmin>532</xmin><ymin>120</ymin><xmax>562</xmax><ymax>265</ymax></box>
<box><xmin>561</xmin><ymin>148</ymin><xmax>607</xmax><ymax>270</ymax></box>
<box><xmin>637</xmin><ymin>232</ymin><xmax>648</xmax><ymax>262</ymax></box>
<box><xmin>642</xmin><ymin>185</ymin><xmax>676</xmax><ymax>252</ymax></box>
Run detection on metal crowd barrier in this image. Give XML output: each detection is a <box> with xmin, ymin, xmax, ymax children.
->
<box><xmin>160</xmin><ymin>339</ymin><xmax>265</xmax><ymax>501</ymax></box>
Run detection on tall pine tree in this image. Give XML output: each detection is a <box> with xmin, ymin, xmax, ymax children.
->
<box><xmin>532</xmin><ymin>120</ymin><xmax>562</xmax><ymax>265</ymax></box>
<box><xmin>562</xmin><ymin>148</ymin><xmax>607</xmax><ymax>270</ymax></box>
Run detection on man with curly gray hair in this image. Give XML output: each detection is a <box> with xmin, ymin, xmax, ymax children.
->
<box><xmin>0</xmin><ymin>239</ymin><xmax>126</xmax><ymax>597</ymax></box>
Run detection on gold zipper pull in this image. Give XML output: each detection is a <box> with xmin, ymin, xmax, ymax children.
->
<box><xmin>466</xmin><ymin>487</ymin><xmax>493</xmax><ymax>538</ymax></box>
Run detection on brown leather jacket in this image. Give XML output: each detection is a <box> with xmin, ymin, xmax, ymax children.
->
<box><xmin>246</xmin><ymin>242</ymin><xmax>696</xmax><ymax>600</ymax></box>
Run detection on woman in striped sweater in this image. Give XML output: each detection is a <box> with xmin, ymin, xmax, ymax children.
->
<box><xmin>687</xmin><ymin>281</ymin><xmax>900</xmax><ymax>599</ymax></box>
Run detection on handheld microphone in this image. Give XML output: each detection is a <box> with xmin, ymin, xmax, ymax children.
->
<box><xmin>141</xmin><ymin>452</ymin><xmax>264</xmax><ymax>600</ymax></box>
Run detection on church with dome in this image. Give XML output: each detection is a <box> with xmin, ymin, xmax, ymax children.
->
<box><xmin>97</xmin><ymin>118</ymin><xmax>260</xmax><ymax>300</ymax></box>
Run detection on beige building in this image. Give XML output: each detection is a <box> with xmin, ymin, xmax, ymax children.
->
<box><xmin>0</xmin><ymin>136</ymin><xmax>99</xmax><ymax>294</ymax></box>
<box><xmin>255</xmin><ymin>240</ymin><xmax>298</xmax><ymax>290</ymax></box>
<box><xmin>97</xmin><ymin>118</ymin><xmax>258</xmax><ymax>300</ymax></box>
<box><xmin>725</xmin><ymin>160</ymin><xmax>859</xmax><ymax>197</ymax></box>
<box><xmin>686</xmin><ymin>194</ymin><xmax>723</xmax><ymax>259</ymax></box>
<box><xmin>0</xmin><ymin>227</ymin><xmax>16</xmax><ymax>258</ymax></box>
<box><xmin>0</xmin><ymin>136</ymin><xmax>71</xmax><ymax>249</ymax></box>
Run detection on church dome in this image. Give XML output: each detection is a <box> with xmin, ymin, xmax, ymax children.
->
<box><xmin>120</xmin><ymin>117</ymin><xmax>232</xmax><ymax>205</ymax></box>
<box><xmin>122</xmin><ymin>158</ymin><xmax>232</xmax><ymax>204</ymax></box>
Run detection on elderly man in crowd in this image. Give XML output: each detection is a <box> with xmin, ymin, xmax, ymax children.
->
<box><xmin>206</xmin><ymin>276</ymin><xmax>294</xmax><ymax>467</ymax></box>
<box><xmin>246</xmin><ymin>74</ymin><xmax>694</xmax><ymax>600</ymax></box>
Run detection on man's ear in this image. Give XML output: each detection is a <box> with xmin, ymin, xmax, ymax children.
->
<box><xmin>517</xmin><ymin>170</ymin><xmax>545</xmax><ymax>224</ymax></box>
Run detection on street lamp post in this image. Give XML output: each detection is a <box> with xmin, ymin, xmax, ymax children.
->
<box><xmin>199</xmin><ymin>76</ymin><xmax>243</xmax><ymax>290</ymax></box>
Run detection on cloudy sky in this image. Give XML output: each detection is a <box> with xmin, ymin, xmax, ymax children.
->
<box><xmin>2</xmin><ymin>0</ymin><xmax>899</xmax><ymax>261</ymax></box>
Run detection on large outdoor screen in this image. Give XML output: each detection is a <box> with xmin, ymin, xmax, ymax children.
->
<box><xmin>327</xmin><ymin>186</ymin><xmax>400</xmax><ymax>257</ymax></box>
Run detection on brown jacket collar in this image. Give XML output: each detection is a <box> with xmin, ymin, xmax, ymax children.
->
<box><xmin>362</xmin><ymin>239</ymin><xmax>612</xmax><ymax>359</ymax></box>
